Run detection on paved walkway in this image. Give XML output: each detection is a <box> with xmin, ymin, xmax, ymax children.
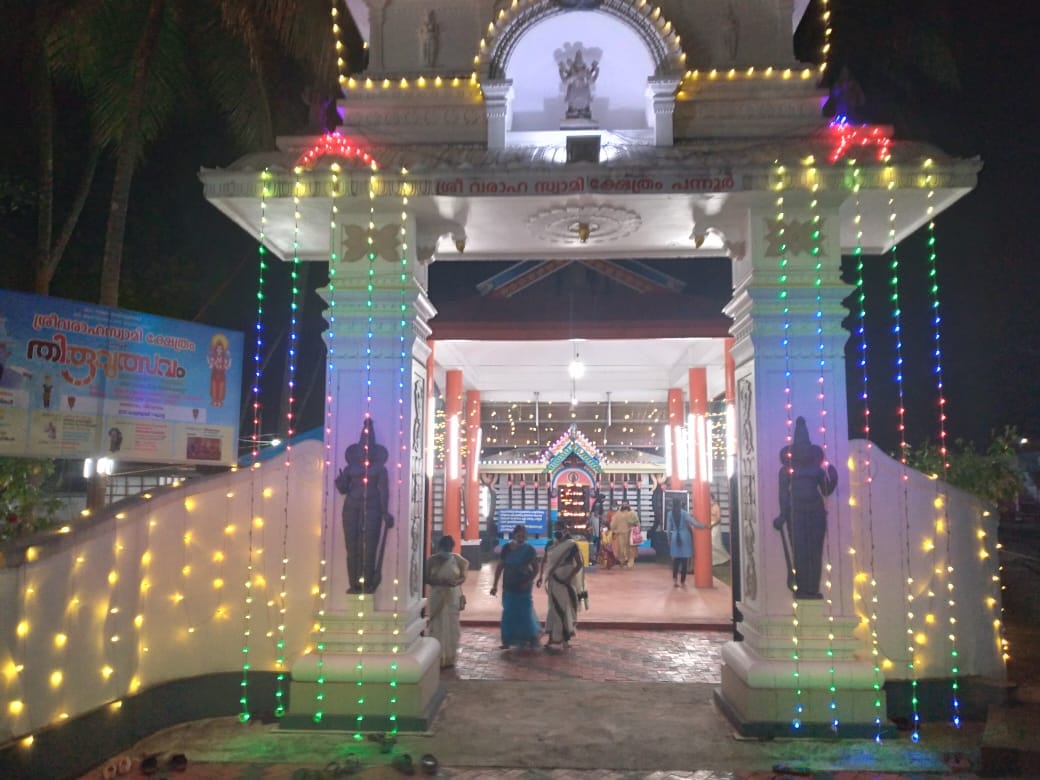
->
<box><xmin>81</xmin><ymin>628</ymin><xmax>986</xmax><ymax>780</ymax></box>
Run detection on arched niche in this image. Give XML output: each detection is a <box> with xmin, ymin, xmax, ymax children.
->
<box><xmin>479</xmin><ymin>0</ymin><xmax>684</xmax><ymax>81</ymax></box>
<box><xmin>505</xmin><ymin>12</ymin><xmax>656</xmax><ymax>132</ymax></box>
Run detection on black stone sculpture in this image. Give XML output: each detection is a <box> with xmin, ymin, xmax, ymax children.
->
<box><xmin>335</xmin><ymin>418</ymin><xmax>394</xmax><ymax>594</ymax></box>
<box><xmin>772</xmin><ymin>416</ymin><xmax>838</xmax><ymax>599</ymax></box>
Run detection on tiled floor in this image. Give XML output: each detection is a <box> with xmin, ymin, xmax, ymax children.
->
<box><xmin>460</xmin><ymin>558</ymin><xmax>734</xmax><ymax>629</ymax></box>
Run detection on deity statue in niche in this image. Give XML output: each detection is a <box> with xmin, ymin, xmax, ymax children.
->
<box><xmin>335</xmin><ymin>418</ymin><xmax>394</xmax><ymax>594</ymax></box>
<box><xmin>559</xmin><ymin>49</ymin><xmax>599</xmax><ymax>121</ymax></box>
<box><xmin>722</xmin><ymin>1</ymin><xmax>740</xmax><ymax>63</ymax></box>
<box><xmin>418</xmin><ymin>10</ymin><xmax>439</xmax><ymax>68</ymax></box>
<box><xmin>772</xmin><ymin>416</ymin><xmax>839</xmax><ymax>599</ymax></box>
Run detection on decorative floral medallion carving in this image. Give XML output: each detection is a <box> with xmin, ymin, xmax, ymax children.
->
<box><xmin>527</xmin><ymin>204</ymin><xmax>641</xmax><ymax>245</ymax></box>
<box><xmin>342</xmin><ymin>223</ymin><xmax>401</xmax><ymax>262</ymax></box>
<box><xmin>763</xmin><ymin>217</ymin><xmax>826</xmax><ymax>258</ymax></box>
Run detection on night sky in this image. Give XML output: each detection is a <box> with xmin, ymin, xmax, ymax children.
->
<box><xmin>0</xmin><ymin>0</ymin><xmax>1037</xmax><ymax>453</ymax></box>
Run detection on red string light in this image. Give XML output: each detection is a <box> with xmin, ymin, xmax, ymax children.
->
<box><xmin>295</xmin><ymin>132</ymin><xmax>378</xmax><ymax>170</ymax></box>
<box><xmin>826</xmin><ymin>123</ymin><xmax>893</xmax><ymax>164</ymax></box>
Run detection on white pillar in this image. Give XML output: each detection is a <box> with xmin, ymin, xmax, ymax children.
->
<box><xmin>286</xmin><ymin>205</ymin><xmax>442</xmax><ymax>731</ymax></box>
<box><xmin>717</xmin><ymin>198</ymin><xmax>885</xmax><ymax>737</ymax></box>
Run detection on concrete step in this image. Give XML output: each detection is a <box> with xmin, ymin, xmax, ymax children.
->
<box><xmin>980</xmin><ymin>701</ymin><xmax>1040</xmax><ymax>776</ymax></box>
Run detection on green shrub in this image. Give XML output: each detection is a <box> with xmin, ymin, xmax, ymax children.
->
<box><xmin>903</xmin><ymin>425</ymin><xmax>1024</xmax><ymax>505</ymax></box>
<box><xmin>0</xmin><ymin>457</ymin><xmax>64</xmax><ymax>543</ymax></box>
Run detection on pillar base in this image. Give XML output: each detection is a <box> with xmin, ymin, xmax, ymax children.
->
<box><xmin>716</xmin><ymin>601</ymin><xmax>891</xmax><ymax>738</ymax></box>
<box><xmin>715</xmin><ymin>649</ymin><xmax>893</xmax><ymax>738</ymax></box>
<box><xmin>283</xmin><ymin>599</ymin><xmax>442</xmax><ymax>732</ymax></box>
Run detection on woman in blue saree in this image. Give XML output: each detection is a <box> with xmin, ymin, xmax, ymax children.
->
<box><xmin>489</xmin><ymin>525</ymin><xmax>541</xmax><ymax>649</ymax></box>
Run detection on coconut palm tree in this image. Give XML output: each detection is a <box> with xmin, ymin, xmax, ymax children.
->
<box><xmin>0</xmin><ymin>0</ymin><xmax>102</xmax><ymax>295</ymax></box>
<box><xmin>47</xmin><ymin>0</ymin><xmax>338</xmax><ymax>307</ymax></box>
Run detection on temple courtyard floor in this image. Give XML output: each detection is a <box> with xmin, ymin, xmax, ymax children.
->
<box><xmin>77</xmin><ymin>551</ymin><xmax>1040</xmax><ymax>780</ymax></box>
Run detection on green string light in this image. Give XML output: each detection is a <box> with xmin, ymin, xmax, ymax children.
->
<box><xmin>773</xmin><ymin>162</ymin><xmax>804</xmax><ymax>732</ymax></box>
<box><xmin>847</xmin><ymin>161</ymin><xmax>885</xmax><ymax>741</ymax></box>
<box><xmin>805</xmin><ymin>158</ymin><xmax>840</xmax><ymax>733</ymax></box>
<box><xmin>274</xmin><ymin>168</ymin><xmax>305</xmax><ymax>718</ymax></box>
<box><xmin>239</xmin><ymin>169</ymin><xmax>271</xmax><ymax>722</ymax></box>
<box><xmin>919</xmin><ymin>161</ymin><xmax>962</xmax><ymax>727</ymax></box>
<box><xmin>885</xmin><ymin>158</ymin><xmax>921</xmax><ymax>743</ymax></box>
<box><xmin>352</xmin><ymin>165</ymin><xmax>380</xmax><ymax>740</ymax></box>
<box><xmin>385</xmin><ymin>168</ymin><xmax>411</xmax><ymax>735</ymax></box>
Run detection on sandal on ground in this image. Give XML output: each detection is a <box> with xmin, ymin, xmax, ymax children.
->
<box><xmin>140</xmin><ymin>754</ymin><xmax>160</xmax><ymax>776</ymax></box>
<box><xmin>325</xmin><ymin>756</ymin><xmax>361</xmax><ymax>777</ymax></box>
<box><xmin>392</xmin><ymin>753</ymin><xmax>416</xmax><ymax>775</ymax></box>
<box><xmin>168</xmin><ymin>753</ymin><xmax>188</xmax><ymax>773</ymax></box>
<box><xmin>419</xmin><ymin>753</ymin><xmax>439</xmax><ymax>775</ymax></box>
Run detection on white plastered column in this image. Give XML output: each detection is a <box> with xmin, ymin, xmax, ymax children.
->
<box><xmin>286</xmin><ymin>204</ymin><xmax>442</xmax><ymax>730</ymax></box>
<box><xmin>645</xmin><ymin>76</ymin><xmax>680</xmax><ymax>146</ymax></box>
<box><xmin>717</xmin><ymin>197</ymin><xmax>886</xmax><ymax>737</ymax></box>
<box><xmin>482</xmin><ymin>79</ymin><xmax>514</xmax><ymax>151</ymax></box>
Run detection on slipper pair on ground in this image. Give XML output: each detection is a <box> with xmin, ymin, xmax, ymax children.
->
<box><xmin>390</xmin><ymin>752</ymin><xmax>439</xmax><ymax>775</ymax></box>
<box><xmin>100</xmin><ymin>755</ymin><xmax>132</xmax><ymax>779</ymax></box>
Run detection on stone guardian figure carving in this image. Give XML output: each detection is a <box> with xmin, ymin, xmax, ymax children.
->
<box><xmin>559</xmin><ymin>49</ymin><xmax>599</xmax><ymax>121</ymax></box>
<box><xmin>772</xmin><ymin>416</ymin><xmax>838</xmax><ymax>599</ymax></box>
<box><xmin>335</xmin><ymin>418</ymin><xmax>394</xmax><ymax>594</ymax></box>
<box><xmin>418</xmin><ymin>11</ymin><xmax>439</xmax><ymax>68</ymax></box>
<box><xmin>722</xmin><ymin>1</ymin><xmax>740</xmax><ymax>63</ymax></box>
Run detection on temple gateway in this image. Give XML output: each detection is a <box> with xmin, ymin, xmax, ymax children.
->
<box><xmin>199</xmin><ymin>0</ymin><xmax>1000</xmax><ymax>737</ymax></box>
<box><xmin>0</xmin><ymin>0</ymin><xmax>1005</xmax><ymax>757</ymax></box>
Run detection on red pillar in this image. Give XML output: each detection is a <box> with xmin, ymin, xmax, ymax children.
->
<box><xmin>689</xmin><ymin>367</ymin><xmax>712</xmax><ymax>588</ymax></box>
<box><xmin>464</xmin><ymin>390</ymin><xmax>481</xmax><ymax>541</ymax></box>
<box><xmin>424</xmin><ymin>345</ymin><xmax>436</xmax><ymax>560</ymax></box>
<box><xmin>725</xmin><ymin>338</ymin><xmax>736</xmax><ymax>478</ymax></box>
<box><xmin>443</xmin><ymin>369</ymin><xmax>463</xmax><ymax>542</ymax></box>
<box><xmin>667</xmin><ymin>388</ymin><xmax>684</xmax><ymax>491</ymax></box>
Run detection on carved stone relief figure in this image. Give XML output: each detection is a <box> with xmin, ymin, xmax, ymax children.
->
<box><xmin>409</xmin><ymin>374</ymin><xmax>427</xmax><ymax>598</ymax></box>
<box><xmin>419</xmin><ymin>10</ymin><xmax>439</xmax><ymax>68</ymax></box>
<box><xmin>722</xmin><ymin>1</ymin><xmax>740</xmax><ymax>63</ymax></box>
<box><xmin>737</xmin><ymin>376</ymin><xmax>757</xmax><ymax>601</ymax></box>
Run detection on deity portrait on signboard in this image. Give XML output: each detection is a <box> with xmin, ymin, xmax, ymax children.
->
<box><xmin>206</xmin><ymin>334</ymin><xmax>231</xmax><ymax>407</ymax></box>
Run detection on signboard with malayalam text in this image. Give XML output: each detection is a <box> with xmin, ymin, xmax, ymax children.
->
<box><xmin>0</xmin><ymin>289</ymin><xmax>243</xmax><ymax>465</ymax></box>
<box><xmin>496</xmin><ymin>508</ymin><xmax>548</xmax><ymax>538</ymax></box>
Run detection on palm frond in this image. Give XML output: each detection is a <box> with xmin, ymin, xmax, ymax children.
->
<box><xmin>191</xmin><ymin>9</ymin><xmax>275</xmax><ymax>150</ymax></box>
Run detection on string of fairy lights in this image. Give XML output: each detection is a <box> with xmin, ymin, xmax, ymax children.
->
<box><xmin>350</xmin><ymin>161</ymin><xmax>380</xmax><ymax>739</ymax></box>
<box><xmin>238</xmin><ymin>169</ymin><xmax>271</xmax><ymax>722</ymax></box>
<box><xmin>271</xmin><ymin>169</ymin><xmax>305</xmax><ymax>718</ymax></box>
<box><xmin>885</xmin><ymin>155</ymin><xmax>922</xmax><ymax>743</ymax></box>
<box><xmin>386</xmin><ymin>167</ymin><xmax>412</xmax><ymax>736</ymax></box>
<box><xmin>848</xmin><ymin>160</ymin><xmax>886</xmax><ymax>741</ymax></box>
<box><xmin>311</xmin><ymin>162</ymin><xmax>343</xmax><ymax>723</ymax></box>
<box><xmin>921</xmin><ymin>160</ymin><xmax>962</xmax><ymax>728</ymax></box>
<box><xmin>805</xmin><ymin>156</ymin><xmax>841</xmax><ymax>733</ymax></box>
<box><xmin>773</xmin><ymin>162</ymin><xmax>805</xmax><ymax>731</ymax></box>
